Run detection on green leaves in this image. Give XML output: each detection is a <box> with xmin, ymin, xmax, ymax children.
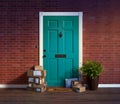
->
<box><xmin>79</xmin><ymin>60</ymin><xmax>103</xmax><ymax>79</ymax></box>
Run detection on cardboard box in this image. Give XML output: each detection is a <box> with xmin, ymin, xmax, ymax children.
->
<box><xmin>65</xmin><ymin>78</ymin><xmax>78</xmax><ymax>88</ymax></box>
<box><xmin>33</xmin><ymin>70</ymin><xmax>46</xmax><ymax>77</ymax></box>
<box><xmin>27</xmin><ymin>69</ymin><xmax>46</xmax><ymax>77</ymax></box>
<box><xmin>35</xmin><ymin>86</ymin><xmax>46</xmax><ymax>92</ymax></box>
<box><xmin>27</xmin><ymin>70</ymin><xmax>33</xmax><ymax>77</ymax></box>
<box><xmin>71</xmin><ymin>81</ymin><xmax>81</xmax><ymax>86</ymax></box>
<box><xmin>42</xmin><ymin>70</ymin><xmax>46</xmax><ymax>77</ymax></box>
<box><xmin>73</xmin><ymin>86</ymin><xmax>86</xmax><ymax>93</ymax></box>
<box><xmin>72</xmin><ymin>83</ymin><xmax>83</xmax><ymax>88</ymax></box>
<box><xmin>34</xmin><ymin>66</ymin><xmax>43</xmax><ymax>70</ymax></box>
<box><xmin>33</xmin><ymin>83</ymin><xmax>47</xmax><ymax>88</ymax></box>
<box><xmin>34</xmin><ymin>77</ymin><xmax>45</xmax><ymax>84</ymax></box>
<box><xmin>28</xmin><ymin>77</ymin><xmax>34</xmax><ymax>83</ymax></box>
<box><xmin>33</xmin><ymin>83</ymin><xmax>47</xmax><ymax>92</ymax></box>
<box><xmin>71</xmin><ymin>81</ymin><xmax>83</xmax><ymax>88</ymax></box>
<box><xmin>33</xmin><ymin>70</ymin><xmax>42</xmax><ymax>76</ymax></box>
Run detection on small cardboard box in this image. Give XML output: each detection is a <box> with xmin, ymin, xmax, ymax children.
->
<box><xmin>75</xmin><ymin>84</ymin><xmax>83</xmax><ymax>88</ymax></box>
<box><xmin>34</xmin><ymin>77</ymin><xmax>45</xmax><ymax>84</ymax></box>
<box><xmin>35</xmin><ymin>86</ymin><xmax>46</xmax><ymax>92</ymax></box>
<box><xmin>27</xmin><ymin>69</ymin><xmax>46</xmax><ymax>77</ymax></box>
<box><xmin>33</xmin><ymin>83</ymin><xmax>47</xmax><ymax>88</ymax></box>
<box><xmin>71</xmin><ymin>81</ymin><xmax>81</xmax><ymax>87</ymax></box>
<box><xmin>27</xmin><ymin>70</ymin><xmax>33</xmax><ymax>77</ymax></box>
<box><xmin>28</xmin><ymin>77</ymin><xmax>34</xmax><ymax>83</ymax></box>
<box><xmin>42</xmin><ymin>70</ymin><xmax>46</xmax><ymax>77</ymax></box>
<box><xmin>65</xmin><ymin>78</ymin><xmax>78</xmax><ymax>88</ymax></box>
<box><xmin>33</xmin><ymin>70</ymin><xmax>42</xmax><ymax>76</ymax></box>
<box><xmin>73</xmin><ymin>86</ymin><xmax>86</xmax><ymax>93</ymax></box>
<box><xmin>34</xmin><ymin>66</ymin><xmax>43</xmax><ymax>70</ymax></box>
<box><xmin>33</xmin><ymin>70</ymin><xmax>46</xmax><ymax>77</ymax></box>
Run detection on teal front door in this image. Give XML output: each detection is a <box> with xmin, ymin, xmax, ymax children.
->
<box><xmin>43</xmin><ymin>16</ymin><xmax>79</xmax><ymax>87</ymax></box>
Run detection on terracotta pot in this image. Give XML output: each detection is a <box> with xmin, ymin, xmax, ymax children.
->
<box><xmin>87</xmin><ymin>76</ymin><xmax>99</xmax><ymax>90</ymax></box>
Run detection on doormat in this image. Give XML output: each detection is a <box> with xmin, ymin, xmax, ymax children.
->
<box><xmin>47</xmin><ymin>87</ymin><xmax>73</xmax><ymax>92</ymax></box>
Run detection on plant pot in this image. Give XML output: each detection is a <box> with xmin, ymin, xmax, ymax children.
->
<box><xmin>87</xmin><ymin>76</ymin><xmax>99</xmax><ymax>90</ymax></box>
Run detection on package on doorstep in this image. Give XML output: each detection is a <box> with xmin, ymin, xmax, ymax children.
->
<box><xmin>71</xmin><ymin>80</ymin><xmax>83</xmax><ymax>87</ymax></box>
<box><xmin>34</xmin><ymin>65</ymin><xmax>43</xmax><ymax>70</ymax></box>
<box><xmin>33</xmin><ymin>70</ymin><xmax>42</xmax><ymax>76</ymax></box>
<box><xmin>33</xmin><ymin>82</ymin><xmax>47</xmax><ymax>88</ymax></box>
<box><xmin>72</xmin><ymin>81</ymin><xmax>86</xmax><ymax>93</ymax></box>
<box><xmin>27</xmin><ymin>65</ymin><xmax>47</xmax><ymax>93</ymax></box>
<box><xmin>35</xmin><ymin>86</ymin><xmax>46</xmax><ymax>92</ymax></box>
<box><xmin>27</xmin><ymin>70</ymin><xmax>33</xmax><ymax>77</ymax></box>
<box><xmin>28</xmin><ymin>77</ymin><xmax>34</xmax><ymax>83</ymax></box>
<box><xmin>27</xmin><ymin>69</ymin><xmax>46</xmax><ymax>77</ymax></box>
<box><xmin>65</xmin><ymin>78</ymin><xmax>78</xmax><ymax>88</ymax></box>
<box><xmin>34</xmin><ymin>77</ymin><xmax>45</xmax><ymax>84</ymax></box>
<box><xmin>72</xmin><ymin>86</ymin><xmax>86</xmax><ymax>92</ymax></box>
<box><xmin>33</xmin><ymin>83</ymin><xmax>47</xmax><ymax>93</ymax></box>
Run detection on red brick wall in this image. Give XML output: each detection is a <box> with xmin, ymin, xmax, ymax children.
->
<box><xmin>0</xmin><ymin>0</ymin><xmax>120</xmax><ymax>84</ymax></box>
<box><xmin>83</xmin><ymin>0</ymin><xmax>120</xmax><ymax>84</ymax></box>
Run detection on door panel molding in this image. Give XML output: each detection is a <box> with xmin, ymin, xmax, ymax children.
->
<box><xmin>39</xmin><ymin>12</ymin><xmax>83</xmax><ymax>68</ymax></box>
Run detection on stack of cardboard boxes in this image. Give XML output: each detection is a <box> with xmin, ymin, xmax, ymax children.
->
<box><xmin>72</xmin><ymin>81</ymin><xmax>86</xmax><ymax>92</ymax></box>
<box><xmin>27</xmin><ymin>66</ymin><xmax>47</xmax><ymax>92</ymax></box>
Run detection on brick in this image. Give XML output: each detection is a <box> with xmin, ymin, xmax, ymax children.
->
<box><xmin>0</xmin><ymin>0</ymin><xmax>120</xmax><ymax>85</ymax></box>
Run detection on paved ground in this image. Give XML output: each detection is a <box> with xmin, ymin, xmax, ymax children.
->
<box><xmin>0</xmin><ymin>88</ymin><xmax>120</xmax><ymax>104</ymax></box>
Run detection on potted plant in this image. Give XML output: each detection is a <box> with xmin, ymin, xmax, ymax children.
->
<box><xmin>79</xmin><ymin>60</ymin><xmax>103</xmax><ymax>90</ymax></box>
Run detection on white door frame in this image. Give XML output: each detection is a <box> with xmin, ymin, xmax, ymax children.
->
<box><xmin>39</xmin><ymin>12</ymin><xmax>83</xmax><ymax>68</ymax></box>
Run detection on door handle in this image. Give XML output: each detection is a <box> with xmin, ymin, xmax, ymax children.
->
<box><xmin>43</xmin><ymin>55</ymin><xmax>46</xmax><ymax>58</ymax></box>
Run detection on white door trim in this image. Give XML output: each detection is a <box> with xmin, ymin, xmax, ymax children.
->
<box><xmin>39</xmin><ymin>12</ymin><xmax>83</xmax><ymax>68</ymax></box>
